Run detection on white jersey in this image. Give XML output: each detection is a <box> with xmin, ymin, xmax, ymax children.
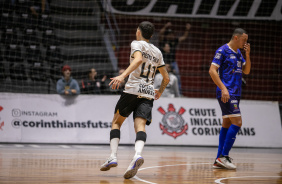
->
<box><xmin>124</xmin><ymin>40</ymin><xmax>165</xmax><ymax>99</ymax></box>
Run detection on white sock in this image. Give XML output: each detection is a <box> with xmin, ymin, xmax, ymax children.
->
<box><xmin>110</xmin><ymin>138</ymin><xmax>119</xmax><ymax>158</ymax></box>
<box><xmin>134</xmin><ymin>140</ymin><xmax>145</xmax><ymax>157</ymax></box>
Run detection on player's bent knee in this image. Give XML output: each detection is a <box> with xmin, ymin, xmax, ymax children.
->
<box><xmin>111</xmin><ymin>122</ymin><xmax>122</xmax><ymax>130</ymax></box>
<box><xmin>230</xmin><ymin>116</ymin><xmax>242</xmax><ymax>127</ymax></box>
<box><xmin>135</xmin><ymin>131</ymin><xmax>147</xmax><ymax>142</ymax></box>
<box><xmin>232</xmin><ymin>120</ymin><xmax>242</xmax><ymax>127</ymax></box>
<box><xmin>235</xmin><ymin>121</ymin><xmax>242</xmax><ymax>127</ymax></box>
<box><xmin>112</xmin><ymin>113</ymin><xmax>126</xmax><ymax>129</ymax></box>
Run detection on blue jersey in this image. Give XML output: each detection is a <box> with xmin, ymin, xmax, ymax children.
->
<box><xmin>212</xmin><ymin>44</ymin><xmax>246</xmax><ymax>98</ymax></box>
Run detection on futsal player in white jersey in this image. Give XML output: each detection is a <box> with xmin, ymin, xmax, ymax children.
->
<box><xmin>100</xmin><ymin>21</ymin><xmax>170</xmax><ymax>179</ymax></box>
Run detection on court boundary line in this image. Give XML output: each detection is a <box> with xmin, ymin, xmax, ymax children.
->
<box><xmin>215</xmin><ymin>176</ymin><xmax>281</xmax><ymax>184</ymax></box>
<box><xmin>134</xmin><ymin>163</ymin><xmax>281</xmax><ymax>184</ymax></box>
<box><xmin>133</xmin><ymin>163</ymin><xmax>210</xmax><ymax>184</ymax></box>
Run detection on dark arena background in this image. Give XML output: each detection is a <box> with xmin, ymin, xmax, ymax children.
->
<box><xmin>0</xmin><ymin>0</ymin><xmax>281</xmax><ymax>184</ymax></box>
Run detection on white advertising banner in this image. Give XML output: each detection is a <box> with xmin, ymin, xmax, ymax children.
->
<box><xmin>0</xmin><ymin>93</ymin><xmax>281</xmax><ymax>147</ymax></box>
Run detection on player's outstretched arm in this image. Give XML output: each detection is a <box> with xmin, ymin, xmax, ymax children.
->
<box><xmin>109</xmin><ymin>51</ymin><xmax>143</xmax><ymax>89</ymax></box>
<box><xmin>243</xmin><ymin>43</ymin><xmax>251</xmax><ymax>75</ymax></box>
<box><xmin>154</xmin><ymin>66</ymin><xmax>170</xmax><ymax>100</ymax></box>
<box><xmin>209</xmin><ymin>64</ymin><xmax>229</xmax><ymax>103</ymax></box>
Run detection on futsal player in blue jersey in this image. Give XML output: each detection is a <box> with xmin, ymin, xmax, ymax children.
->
<box><xmin>209</xmin><ymin>28</ymin><xmax>251</xmax><ymax>169</ymax></box>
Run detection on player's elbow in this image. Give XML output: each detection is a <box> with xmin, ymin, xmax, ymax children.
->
<box><xmin>208</xmin><ymin>68</ymin><xmax>212</xmax><ymax>76</ymax></box>
<box><xmin>243</xmin><ymin>69</ymin><xmax>251</xmax><ymax>75</ymax></box>
<box><xmin>209</xmin><ymin>68</ymin><xmax>215</xmax><ymax>76</ymax></box>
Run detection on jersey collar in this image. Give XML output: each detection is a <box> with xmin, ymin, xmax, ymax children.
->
<box><xmin>227</xmin><ymin>44</ymin><xmax>238</xmax><ymax>54</ymax></box>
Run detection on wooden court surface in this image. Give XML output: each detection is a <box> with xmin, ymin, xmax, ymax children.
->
<box><xmin>0</xmin><ymin>144</ymin><xmax>281</xmax><ymax>184</ymax></box>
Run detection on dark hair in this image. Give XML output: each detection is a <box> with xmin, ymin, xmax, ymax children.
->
<box><xmin>232</xmin><ymin>28</ymin><xmax>247</xmax><ymax>39</ymax></box>
<box><xmin>138</xmin><ymin>21</ymin><xmax>155</xmax><ymax>40</ymax></box>
<box><xmin>88</xmin><ymin>68</ymin><xmax>96</xmax><ymax>74</ymax></box>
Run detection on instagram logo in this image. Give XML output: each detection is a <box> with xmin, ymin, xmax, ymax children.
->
<box><xmin>12</xmin><ymin>109</ymin><xmax>21</xmax><ymax>117</ymax></box>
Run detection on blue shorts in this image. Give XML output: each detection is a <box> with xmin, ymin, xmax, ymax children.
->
<box><xmin>217</xmin><ymin>96</ymin><xmax>241</xmax><ymax>118</ymax></box>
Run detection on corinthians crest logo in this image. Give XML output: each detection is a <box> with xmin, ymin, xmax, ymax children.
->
<box><xmin>158</xmin><ymin>104</ymin><xmax>188</xmax><ymax>139</ymax></box>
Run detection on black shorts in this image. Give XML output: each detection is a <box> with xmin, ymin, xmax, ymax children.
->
<box><xmin>114</xmin><ymin>92</ymin><xmax>154</xmax><ymax>125</ymax></box>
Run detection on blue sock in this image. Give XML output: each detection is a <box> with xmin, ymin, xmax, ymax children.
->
<box><xmin>222</xmin><ymin>124</ymin><xmax>241</xmax><ymax>156</ymax></box>
<box><xmin>216</xmin><ymin>127</ymin><xmax>228</xmax><ymax>158</ymax></box>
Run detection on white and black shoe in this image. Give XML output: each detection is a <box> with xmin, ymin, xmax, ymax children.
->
<box><xmin>123</xmin><ymin>155</ymin><xmax>144</xmax><ymax>179</ymax></box>
<box><xmin>216</xmin><ymin>156</ymin><xmax>236</xmax><ymax>170</ymax></box>
<box><xmin>100</xmin><ymin>156</ymin><xmax>118</xmax><ymax>171</ymax></box>
<box><xmin>212</xmin><ymin>159</ymin><xmax>224</xmax><ymax>169</ymax></box>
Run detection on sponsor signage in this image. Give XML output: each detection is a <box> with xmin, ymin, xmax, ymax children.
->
<box><xmin>0</xmin><ymin>94</ymin><xmax>117</xmax><ymax>143</ymax></box>
<box><xmin>104</xmin><ymin>0</ymin><xmax>282</xmax><ymax>20</ymax></box>
<box><xmin>0</xmin><ymin>93</ymin><xmax>281</xmax><ymax>147</ymax></box>
<box><xmin>147</xmin><ymin>98</ymin><xmax>269</xmax><ymax>147</ymax></box>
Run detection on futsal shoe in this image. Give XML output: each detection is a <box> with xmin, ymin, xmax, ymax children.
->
<box><xmin>212</xmin><ymin>159</ymin><xmax>224</xmax><ymax>169</ymax></box>
<box><xmin>216</xmin><ymin>156</ymin><xmax>236</xmax><ymax>170</ymax></box>
<box><xmin>100</xmin><ymin>156</ymin><xmax>118</xmax><ymax>171</ymax></box>
<box><xmin>123</xmin><ymin>155</ymin><xmax>144</xmax><ymax>179</ymax></box>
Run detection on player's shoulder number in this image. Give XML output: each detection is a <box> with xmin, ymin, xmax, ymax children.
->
<box><xmin>215</xmin><ymin>52</ymin><xmax>222</xmax><ymax>59</ymax></box>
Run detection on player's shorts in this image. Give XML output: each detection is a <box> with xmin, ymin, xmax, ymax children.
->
<box><xmin>115</xmin><ymin>92</ymin><xmax>154</xmax><ymax>125</ymax></box>
<box><xmin>217</xmin><ymin>96</ymin><xmax>241</xmax><ymax>118</ymax></box>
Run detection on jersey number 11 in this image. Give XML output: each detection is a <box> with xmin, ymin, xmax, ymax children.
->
<box><xmin>140</xmin><ymin>63</ymin><xmax>156</xmax><ymax>82</ymax></box>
